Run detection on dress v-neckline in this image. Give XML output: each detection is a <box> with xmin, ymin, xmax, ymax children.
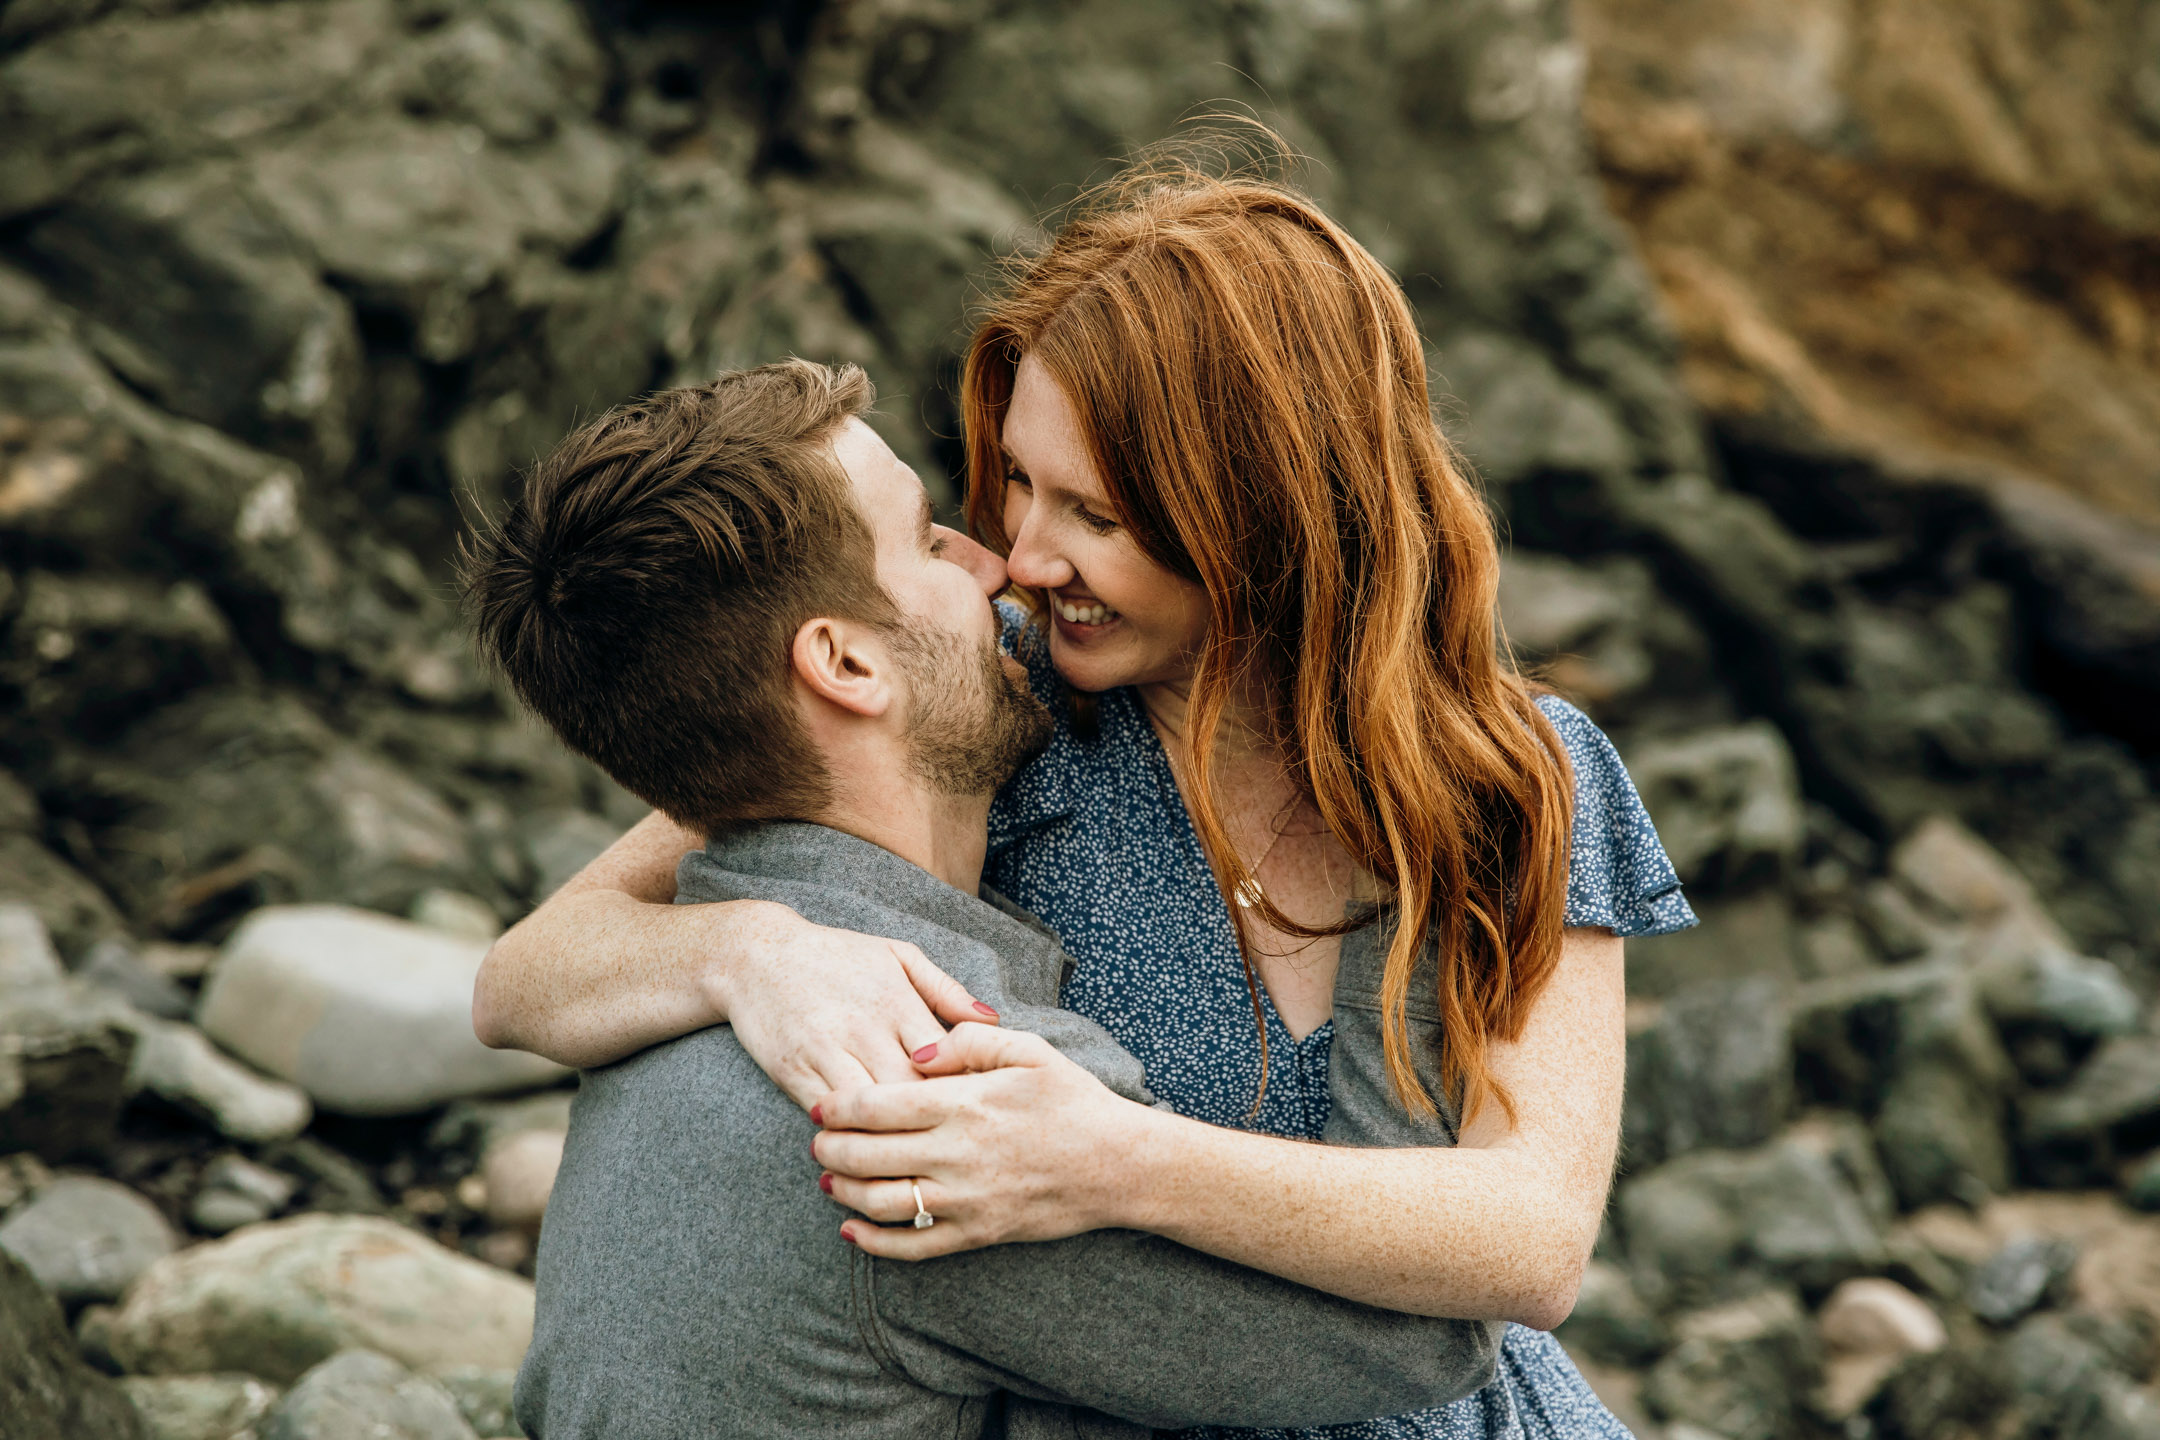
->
<box><xmin>1116</xmin><ymin>684</ymin><xmax>1338</xmax><ymax>1049</ymax></box>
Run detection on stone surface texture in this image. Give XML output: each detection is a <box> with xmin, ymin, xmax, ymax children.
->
<box><xmin>102</xmin><ymin>1214</ymin><xmax>534</xmax><ymax>1385</ymax></box>
<box><xmin>0</xmin><ymin>1244</ymin><xmax>144</xmax><ymax>1440</ymax></box>
<box><xmin>198</xmin><ymin>906</ymin><xmax>565</xmax><ymax>1114</ymax></box>
<box><xmin>0</xmin><ymin>1174</ymin><xmax>177</xmax><ymax>1306</ymax></box>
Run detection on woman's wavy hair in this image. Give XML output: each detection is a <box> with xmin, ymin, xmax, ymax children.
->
<box><xmin>960</xmin><ymin>135</ymin><xmax>1574</xmax><ymax>1125</ymax></box>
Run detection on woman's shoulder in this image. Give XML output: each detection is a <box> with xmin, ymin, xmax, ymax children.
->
<box><xmin>1530</xmin><ymin>693</ymin><xmax>1698</xmax><ymax>939</ymax></box>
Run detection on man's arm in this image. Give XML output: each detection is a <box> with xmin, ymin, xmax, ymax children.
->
<box><xmin>841</xmin><ymin>917</ymin><xmax>1504</xmax><ymax>1432</ymax></box>
<box><xmin>867</xmin><ymin>1224</ymin><xmax>1502</xmax><ymax>1430</ymax></box>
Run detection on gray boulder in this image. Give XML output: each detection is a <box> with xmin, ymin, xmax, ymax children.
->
<box><xmin>261</xmin><ymin>1350</ymin><xmax>476</xmax><ymax>1440</ymax></box>
<box><xmin>1624</xmin><ymin>976</ymin><xmax>1794</xmax><ymax>1170</ymax></box>
<box><xmin>0</xmin><ymin>1244</ymin><xmax>144</xmax><ymax>1439</ymax></box>
<box><xmin>1552</xmin><ymin>1259</ymin><xmax>1666</xmax><ymax>1367</ymax></box>
<box><xmin>1999</xmin><ymin>1312</ymin><xmax>2160</xmax><ymax>1440</ymax></box>
<box><xmin>0</xmin><ymin>1175</ymin><xmax>177</xmax><ymax>1307</ymax></box>
<box><xmin>102</xmin><ymin>1214</ymin><xmax>533</xmax><ymax>1384</ymax></box>
<box><xmin>0</xmin><ymin>907</ymin><xmax>138</xmax><ymax>1163</ymax></box>
<box><xmin>1866</xmin><ymin>1345</ymin><xmax>2011</xmax><ymax>1440</ymax></box>
<box><xmin>1793</xmin><ymin>961</ymin><xmax>2015</xmax><ymax>1208</ymax></box>
<box><xmin>78</xmin><ymin>942</ymin><xmax>194</xmax><ymax>1022</ymax></box>
<box><xmin>198</xmin><ymin>905</ymin><xmax>566</xmax><ymax>1115</ymax></box>
<box><xmin>0</xmin><ymin>773</ymin><xmax>126</xmax><ymax>958</ymax></box>
<box><xmin>1640</xmin><ymin>1287</ymin><xmax>1820</xmax><ymax>1440</ymax></box>
<box><xmin>1625</xmin><ymin>722</ymin><xmax>1805</xmax><ymax>889</ymax></box>
<box><xmin>2021</xmin><ymin>1035</ymin><xmax>2160</xmax><ymax>1184</ymax></box>
<box><xmin>1968</xmin><ymin>1236</ymin><xmax>2080</xmax><ymax>1327</ymax></box>
<box><xmin>122</xmin><ymin>1016</ymin><xmax>313</xmax><ymax>1146</ymax></box>
<box><xmin>77</xmin><ymin>694</ymin><xmax>500</xmax><ymax>930</ymax></box>
<box><xmin>15</xmin><ymin>162</ymin><xmax>362</xmax><ymax>472</ymax></box>
<box><xmin>118</xmin><ymin>1373</ymin><xmax>281</xmax><ymax>1440</ymax></box>
<box><xmin>1</xmin><ymin>569</ymin><xmax>242</xmax><ymax>743</ymax></box>
<box><xmin>521</xmin><ymin>810</ymin><xmax>626</xmax><ymax>902</ymax></box>
<box><xmin>189</xmin><ymin>1155</ymin><xmax>301</xmax><ymax>1237</ymax></box>
<box><xmin>1619</xmin><ymin>1116</ymin><xmax>1893</xmax><ymax>1311</ymax></box>
<box><xmin>436</xmin><ymin>1367</ymin><xmax>520</xmax><ymax>1440</ymax></box>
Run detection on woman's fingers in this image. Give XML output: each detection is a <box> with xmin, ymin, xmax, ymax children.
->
<box><xmin>823</xmin><ymin>1173</ymin><xmax>925</xmax><ymax>1224</ymax></box>
<box><xmin>840</xmin><ymin>1217</ymin><xmax>972</xmax><ymax>1261</ymax></box>
<box><xmin>815</xmin><ymin>1081</ymin><xmax>966</xmax><ymax>1136</ymax></box>
<box><xmin>909</xmin><ymin>1021</ymin><xmax>1057</xmax><ymax>1077</ymax></box>
<box><xmin>811</xmin><ymin>1125</ymin><xmax>944</xmax><ymax>1180</ymax></box>
<box><xmin>893</xmin><ymin>942</ymin><xmax>1001</xmax><ymax>1028</ymax></box>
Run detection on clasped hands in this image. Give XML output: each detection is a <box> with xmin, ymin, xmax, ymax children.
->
<box><xmin>809</xmin><ymin>1023</ymin><xmax>1155</xmax><ymax>1259</ymax></box>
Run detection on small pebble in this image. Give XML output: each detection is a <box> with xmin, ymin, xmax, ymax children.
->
<box><xmin>1968</xmin><ymin>1235</ymin><xmax>2079</xmax><ymax>1325</ymax></box>
<box><xmin>1819</xmin><ymin>1277</ymin><xmax>1946</xmax><ymax>1357</ymax></box>
<box><xmin>481</xmin><ymin>1129</ymin><xmax>564</xmax><ymax>1230</ymax></box>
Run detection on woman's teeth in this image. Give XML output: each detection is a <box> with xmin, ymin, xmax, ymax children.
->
<box><xmin>1056</xmin><ymin>599</ymin><xmax>1117</xmax><ymax>626</ymax></box>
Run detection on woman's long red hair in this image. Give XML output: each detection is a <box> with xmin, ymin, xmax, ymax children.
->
<box><xmin>962</xmin><ymin>147</ymin><xmax>1574</xmax><ymax>1126</ymax></box>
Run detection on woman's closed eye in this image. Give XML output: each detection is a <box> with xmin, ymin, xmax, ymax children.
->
<box><xmin>1073</xmin><ymin>502</ymin><xmax>1117</xmax><ymax>535</ymax></box>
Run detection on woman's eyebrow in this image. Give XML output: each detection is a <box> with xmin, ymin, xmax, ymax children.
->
<box><xmin>916</xmin><ymin>491</ymin><xmax>935</xmax><ymax>545</ymax></box>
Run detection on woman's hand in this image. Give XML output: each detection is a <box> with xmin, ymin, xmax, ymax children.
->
<box><xmin>810</xmin><ymin>1023</ymin><xmax>1162</xmax><ymax>1258</ymax></box>
<box><xmin>725</xmin><ymin>920</ymin><xmax>1003</xmax><ymax>1110</ymax></box>
<box><xmin>472</xmin><ymin>810</ymin><xmax>999</xmax><ymax>1106</ymax></box>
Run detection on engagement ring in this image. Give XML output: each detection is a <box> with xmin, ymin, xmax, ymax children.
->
<box><xmin>910</xmin><ymin>1180</ymin><xmax>934</xmax><ymax>1229</ymax></box>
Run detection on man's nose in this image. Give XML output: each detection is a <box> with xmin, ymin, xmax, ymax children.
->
<box><xmin>937</xmin><ymin>526</ymin><xmax>1009</xmax><ymax>597</ymax></box>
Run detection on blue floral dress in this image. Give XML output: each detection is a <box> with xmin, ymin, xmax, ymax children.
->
<box><xmin>983</xmin><ymin>606</ymin><xmax>1695</xmax><ymax>1439</ymax></box>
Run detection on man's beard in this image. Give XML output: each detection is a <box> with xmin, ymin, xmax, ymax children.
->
<box><xmin>890</xmin><ymin>621</ymin><xmax>1053</xmax><ymax>798</ymax></box>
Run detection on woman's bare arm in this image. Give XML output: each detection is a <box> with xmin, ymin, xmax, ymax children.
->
<box><xmin>471</xmin><ymin>810</ymin><xmax>999</xmax><ymax>1107</ymax></box>
<box><xmin>813</xmin><ymin>927</ymin><xmax>1624</xmax><ymax>1326</ymax></box>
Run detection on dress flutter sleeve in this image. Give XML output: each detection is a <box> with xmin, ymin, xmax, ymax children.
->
<box><xmin>1534</xmin><ymin>694</ymin><xmax>1698</xmax><ymax>938</ymax></box>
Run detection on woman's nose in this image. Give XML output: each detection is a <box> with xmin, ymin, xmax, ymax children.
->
<box><xmin>1003</xmin><ymin>509</ymin><xmax>1072</xmax><ymax>591</ymax></box>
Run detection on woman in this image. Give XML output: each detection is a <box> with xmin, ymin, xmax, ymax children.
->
<box><xmin>475</xmin><ymin>155</ymin><xmax>1694</xmax><ymax>1436</ymax></box>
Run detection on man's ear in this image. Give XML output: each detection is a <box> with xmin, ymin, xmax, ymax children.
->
<box><xmin>791</xmin><ymin>615</ymin><xmax>894</xmax><ymax>719</ymax></box>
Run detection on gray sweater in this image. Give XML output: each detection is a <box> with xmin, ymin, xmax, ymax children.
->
<box><xmin>516</xmin><ymin>823</ymin><xmax>1500</xmax><ymax>1439</ymax></box>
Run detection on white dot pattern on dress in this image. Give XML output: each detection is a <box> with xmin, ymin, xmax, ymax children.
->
<box><xmin>984</xmin><ymin>605</ymin><xmax>1689</xmax><ymax>1438</ymax></box>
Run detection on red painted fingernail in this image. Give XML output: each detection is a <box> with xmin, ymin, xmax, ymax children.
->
<box><xmin>809</xmin><ymin>1138</ymin><xmax>818</xmax><ymax>1160</ymax></box>
<box><xmin>818</xmin><ymin>1173</ymin><xmax>833</xmax><ymax>1195</ymax></box>
<box><xmin>912</xmin><ymin>1044</ymin><xmax>938</xmax><ymax>1063</ymax></box>
<box><xmin>974</xmin><ymin>1002</ymin><xmax>999</xmax><ymax>1018</ymax></box>
<box><xmin>840</xmin><ymin>1226</ymin><xmax>858</xmax><ymax>1246</ymax></box>
<box><xmin>809</xmin><ymin>1104</ymin><xmax>823</xmax><ymax>1124</ymax></box>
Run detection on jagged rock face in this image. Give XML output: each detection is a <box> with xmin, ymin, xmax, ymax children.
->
<box><xmin>1574</xmin><ymin>0</ymin><xmax>2160</xmax><ymax>961</ymax></box>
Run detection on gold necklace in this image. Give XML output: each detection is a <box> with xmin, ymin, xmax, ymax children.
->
<box><xmin>1234</xmin><ymin>822</ymin><xmax>1289</xmax><ymax>909</ymax></box>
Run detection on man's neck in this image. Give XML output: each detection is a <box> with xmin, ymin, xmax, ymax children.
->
<box><xmin>817</xmin><ymin>777</ymin><xmax>992</xmax><ymax>895</ymax></box>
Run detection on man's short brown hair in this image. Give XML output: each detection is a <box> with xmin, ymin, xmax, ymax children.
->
<box><xmin>464</xmin><ymin>360</ymin><xmax>894</xmax><ymax>836</ymax></box>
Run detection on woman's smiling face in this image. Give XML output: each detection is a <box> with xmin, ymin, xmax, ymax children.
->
<box><xmin>1000</xmin><ymin>353</ymin><xmax>1210</xmax><ymax>694</ymax></box>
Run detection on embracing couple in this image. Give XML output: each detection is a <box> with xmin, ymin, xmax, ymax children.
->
<box><xmin>463</xmin><ymin>156</ymin><xmax>1695</xmax><ymax>1438</ymax></box>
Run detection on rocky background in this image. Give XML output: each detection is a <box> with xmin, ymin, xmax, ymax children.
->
<box><xmin>0</xmin><ymin>1</ymin><xmax>2156</xmax><ymax>1438</ymax></box>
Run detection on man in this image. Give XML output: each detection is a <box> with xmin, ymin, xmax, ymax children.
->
<box><xmin>465</xmin><ymin>360</ymin><xmax>1501</xmax><ymax>1439</ymax></box>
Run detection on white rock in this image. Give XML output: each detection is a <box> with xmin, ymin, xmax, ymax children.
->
<box><xmin>261</xmin><ymin>1349</ymin><xmax>476</xmax><ymax>1440</ymax></box>
<box><xmin>190</xmin><ymin>1154</ymin><xmax>300</xmax><ymax>1235</ymax></box>
<box><xmin>409</xmin><ymin>889</ymin><xmax>502</xmax><ymax>942</ymax></box>
<box><xmin>1817</xmin><ymin>1276</ymin><xmax>1946</xmax><ymax>1357</ymax></box>
<box><xmin>481</xmin><ymin>1128</ymin><xmax>564</xmax><ymax>1230</ymax></box>
<box><xmin>0</xmin><ymin>901</ymin><xmax>64</xmax><ymax>994</ymax></box>
<box><xmin>124</xmin><ymin>1015</ymin><xmax>313</xmax><ymax>1143</ymax></box>
<box><xmin>0</xmin><ymin>1175</ymin><xmax>178</xmax><ymax>1305</ymax></box>
<box><xmin>119</xmin><ymin>1373</ymin><xmax>281</xmax><ymax>1440</ymax></box>
<box><xmin>198</xmin><ymin>906</ymin><xmax>566</xmax><ymax>1115</ymax></box>
<box><xmin>1892</xmin><ymin>816</ymin><xmax>2037</xmax><ymax>924</ymax></box>
<box><xmin>104</xmin><ymin>1214</ymin><xmax>534</xmax><ymax>1384</ymax></box>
